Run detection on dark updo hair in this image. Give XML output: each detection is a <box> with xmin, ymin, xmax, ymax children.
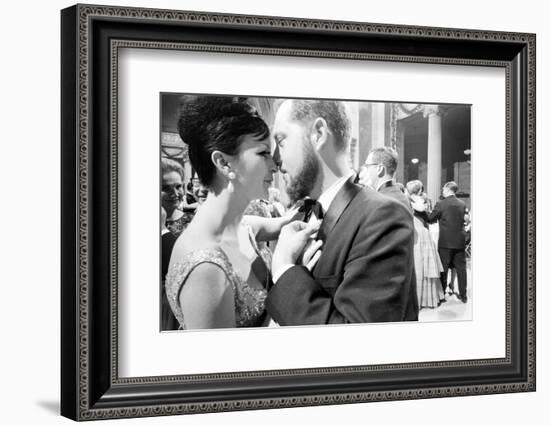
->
<box><xmin>177</xmin><ymin>96</ymin><xmax>270</xmax><ymax>187</ymax></box>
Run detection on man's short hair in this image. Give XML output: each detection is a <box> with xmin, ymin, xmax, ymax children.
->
<box><xmin>368</xmin><ymin>146</ymin><xmax>398</xmax><ymax>177</ymax></box>
<box><xmin>289</xmin><ymin>99</ymin><xmax>351</xmax><ymax>151</ymax></box>
<box><xmin>444</xmin><ymin>181</ymin><xmax>459</xmax><ymax>193</ymax></box>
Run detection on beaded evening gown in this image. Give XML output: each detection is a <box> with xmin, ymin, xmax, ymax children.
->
<box><xmin>413</xmin><ymin>215</ymin><xmax>445</xmax><ymax>308</ymax></box>
<box><xmin>165</xmin><ymin>244</ymin><xmax>269</xmax><ymax>329</ymax></box>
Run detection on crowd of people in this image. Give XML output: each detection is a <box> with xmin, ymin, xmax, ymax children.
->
<box><xmin>160</xmin><ymin>96</ymin><xmax>471</xmax><ymax>330</ymax></box>
<box><xmin>357</xmin><ymin>147</ymin><xmax>471</xmax><ymax>308</ymax></box>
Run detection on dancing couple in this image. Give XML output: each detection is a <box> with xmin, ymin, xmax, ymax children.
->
<box><xmin>165</xmin><ymin>96</ymin><xmax>418</xmax><ymax>329</ymax></box>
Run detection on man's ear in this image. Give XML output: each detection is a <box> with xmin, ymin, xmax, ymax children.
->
<box><xmin>211</xmin><ymin>150</ymin><xmax>231</xmax><ymax>177</ymax></box>
<box><xmin>377</xmin><ymin>165</ymin><xmax>386</xmax><ymax>178</ymax></box>
<box><xmin>310</xmin><ymin>117</ymin><xmax>329</xmax><ymax>151</ymax></box>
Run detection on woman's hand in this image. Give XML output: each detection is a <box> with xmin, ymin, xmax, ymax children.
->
<box><xmin>281</xmin><ymin>203</ymin><xmax>302</xmax><ymax>225</ymax></box>
<box><xmin>243</xmin><ymin>203</ymin><xmax>307</xmax><ymax>243</ymax></box>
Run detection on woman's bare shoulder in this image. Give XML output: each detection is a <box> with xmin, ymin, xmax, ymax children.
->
<box><xmin>172</xmin><ymin>222</ymin><xmax>219</xmax><ymax>255</ymax></box>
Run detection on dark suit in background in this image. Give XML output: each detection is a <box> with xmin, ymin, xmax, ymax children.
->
<box><xmin>427</xmin><ymin>195</ymin><xmax>468</xmax><ymax>299</ymax></box>
<box><xmin>161</xmin><ymin>231</ymin><xmax>179</xmax><ymax>330</ymax></box>
<box><xmin>266</xmin><ymin>178</ymin><xmax>418</xmax><ymax>325</ymax></box>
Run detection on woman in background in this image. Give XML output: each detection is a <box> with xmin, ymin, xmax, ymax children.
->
<box><xmin>268</xmin><ymin>187</ymin><xmax>286</xmax><ymax>218</ymax></box>
<box><xmin>161</xmin><ymin>158</ymin><xmax>194</xmax><ymax>237</ymax></box>
<box><xmin>406</xmin><ymin>180</ymin><xmax>445</xmax><ymax>308</ymax></box>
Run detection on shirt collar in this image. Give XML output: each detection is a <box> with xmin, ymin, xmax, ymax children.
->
<box><xmin>318</xmin><ymin>171</ymin><xmax>355</xmax><ymax>214</ymax></box>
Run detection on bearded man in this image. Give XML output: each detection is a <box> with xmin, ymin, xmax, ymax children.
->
<box><xmin>267</xmin><ymin>99</ymin><xmax>418</xmax><ymax>325</ymax></box>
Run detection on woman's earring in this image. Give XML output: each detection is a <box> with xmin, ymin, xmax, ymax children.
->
<box><xmin>223</xmin><ymin>165</ymin><xmax>235</xmax><ymax>180</ymax></box>
<box><xmin>224</xmin><ymin>166</ymin><xmax>236</xmax><ymax>192</ymax></box>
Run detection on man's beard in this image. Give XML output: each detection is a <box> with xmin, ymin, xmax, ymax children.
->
<box><xmin>285</xmin><ymin>141</ymin><xmax>320</xmax><ymax>203</ymax></box>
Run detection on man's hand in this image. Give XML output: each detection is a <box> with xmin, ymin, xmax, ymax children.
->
<box><xmin>301</xmin><ymin>238</ymin><xmax>323</xmax><ymax>271</ymax></box>
<box><xmin>272</xmin><ymin>220</ymin><xmax>321</xmax><ymax>273</ymax></box>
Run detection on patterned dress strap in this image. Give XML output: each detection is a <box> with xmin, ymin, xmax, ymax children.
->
<box><xmin>164</xmin><ymin>247</ymin><xmax>235</xmax><ymax>329</ymax></box>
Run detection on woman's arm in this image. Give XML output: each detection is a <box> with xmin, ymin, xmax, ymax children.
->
<box><xmin>244</xmin><ymin>205</ymin><xmax>301</xmax><ymax>242</ymax></box>
<box><xmin>179</xmin><ymin>263</ymin><xmax>236</xmax><ymax>329</ymax></box>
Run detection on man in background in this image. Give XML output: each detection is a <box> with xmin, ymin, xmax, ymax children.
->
<box><xmin>426</xmin><ymin>181</ymin><xmax>468</xmax><ymax>303</ymax></box>
<box><xmin>359</xmin><ymin>146</ymin><xmax>411</xmax><ymax>212</ymax></box>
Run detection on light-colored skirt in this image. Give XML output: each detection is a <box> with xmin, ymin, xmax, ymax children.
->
<box><xmin>413</xmin><ymin>217</ymin><xmax>444</xmax><ymax>308</ymax></box>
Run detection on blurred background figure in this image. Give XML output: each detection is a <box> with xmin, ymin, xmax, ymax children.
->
<box><xmin>184</xmin><ymin>181</ymin><xmax>198</xmax><ymax>209</ymax></box>
<box><xmin>244</xmin><ymin>198</ymin><xmax>274</xmax><ymax>268</ymax></box>
<box><xmin>161</xmin><ymin>158</ymin><xmax>194</xmax><ymax>237</ymax></box>
<box><xmin>407</xmin><ymin>180</ymin><xmax>445</xmax><ymax>308</ymax></box>
<box><xmin>268</xmin><ymin>187</ymin><xmax>286</xmax><ymax>218</ymax></box>
<box><xmin>161</xmin><ymin>207</ymin><xmax>179</xmax><ymax>330</ymax></box>
<box><xmin>359</xmin><ymin>147</ymin><xmax>411</xmax><ymax>211</ymax></box>
<box><xmin>395</xmin><ymin>182</ymin><xmax>406</xmax><ymax>194</ymax></box>
<box><xmin>424</xmin><ymin>181</ymin><xmax>469</xmax><ymax>303</ymax></box>
<box><xmin>194</xmin><ymin>185</ymin><xmax>209</xmax><ymax>207</ymax></box>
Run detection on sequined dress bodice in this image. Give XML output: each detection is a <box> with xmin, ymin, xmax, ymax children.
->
<box><xmin>165</xmin><ymin>247</ymin><xmax>268</xmax><ymax>329</ymax></box>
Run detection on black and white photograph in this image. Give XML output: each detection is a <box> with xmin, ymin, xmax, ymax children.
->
<box><xmin>1</xmin><ymin>0</ymin><xmax>547</xmax><ymax>422</ymax></box>
<box><xmin>159</xmin><ymin>94</ymin><xmax>472</xmax><ymax>331</ymax></box>
<box><xmin>53</xmin><ymin>2</ymin><xmax>538</xmax><ymax>422</ymax></box>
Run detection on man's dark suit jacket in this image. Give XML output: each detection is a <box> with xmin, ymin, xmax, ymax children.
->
<box><xmin>266</xmin><ymin>178</ymin><xmax>418</xmax><ymax>325</ymax></box>
<box><xmin>427</xmin><ymin>195</ymin><xmax>467</xmax><ymax>249</ymax></box>
<box><xmin>378</xmin><ymin>180</ymin><xmax>412</xmax><ymax>213</ymax></box>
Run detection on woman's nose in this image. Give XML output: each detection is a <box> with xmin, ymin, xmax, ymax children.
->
<box><xmin>268</xmin><ymin>156</ymin><xmax>278</xmax><ymax>173</ymax></box>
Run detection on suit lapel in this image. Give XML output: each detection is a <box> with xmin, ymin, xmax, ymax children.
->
<box><xmin>317</xmin><ymin>177</ymin><xmax>362</xmax><ymax>243</ymax></box>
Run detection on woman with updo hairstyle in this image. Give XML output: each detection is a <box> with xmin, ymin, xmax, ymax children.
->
<box><xmin>164</xmin><ymin>96</ymin><xmax>310</xmax><ymax>330</ymax></box>
<box><xmin>406</xmin><ymin>179</ymin><xmax>445</xmax><ymax>309</ymax></box>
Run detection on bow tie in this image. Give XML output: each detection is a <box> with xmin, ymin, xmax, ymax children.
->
<box><xmin>296</xmin><ymin>198</ymin><xmax>324</xmax><ymax>222</ymax></box>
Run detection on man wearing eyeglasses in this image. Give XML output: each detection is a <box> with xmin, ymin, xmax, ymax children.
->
<box><xmin>358</xmin><ymin>146</ymin><xmax>412</xmax><ymax>212</ymax></box>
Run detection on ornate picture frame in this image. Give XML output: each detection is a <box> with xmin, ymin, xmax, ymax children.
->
<box><xmin>61</xmin><ymin>3</ymin><xmax>535</xmax><ymax>420</ymax></box>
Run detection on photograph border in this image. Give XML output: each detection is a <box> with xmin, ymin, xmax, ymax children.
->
<box><xmin>61</xmin><ymin>3</ymin><xmax>535</xmax><ymax>420</ymax></box>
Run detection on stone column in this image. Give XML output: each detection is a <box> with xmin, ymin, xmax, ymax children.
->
<box><xmin>371</xmin><ymin>103</ymin><xmax>386</xmax><ymax>149</ymax></box>
<box><xmin>395</xmin><ymin>121</ymin><xmax>405</xmax><ymax>183</ymax></box>
<box><xmin>345</xmin><ymin>101</ymin><xmax>360</xmax><ymax>170</ymax></box>
<box><xmin>424</xmin><ymin>105</ymin><xmax>443</xmax><ymax>203</ymax></box>
<box><xmin>358</xmin><ymin>103</ymin><xmax>372</xmax><ymax>165</ymax></box>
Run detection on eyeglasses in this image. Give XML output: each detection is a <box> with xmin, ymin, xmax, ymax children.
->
<box><xmin>363</xmin><ymin>162</ymin><xmax>380</xmax><ymax>168</ymax></box>
<box><xmin>161</xmin><ymin>184</ymin><xmax>183</xmax><ymax>193</ymax></box>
